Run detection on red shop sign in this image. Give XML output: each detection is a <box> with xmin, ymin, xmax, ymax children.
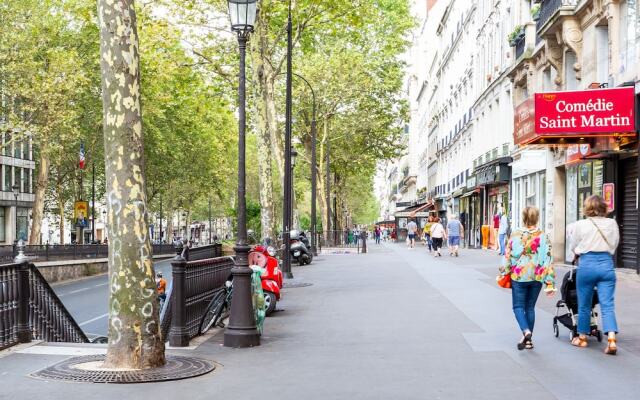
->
<box><xmin>513</xmin><ymin>98</ymin><xmax>536</xmax><ymax>145</ymax></box>
<box><xmin>535</xmin><ymin>87</ymin><xmax>636</xmax><ymax>135</ymax></box>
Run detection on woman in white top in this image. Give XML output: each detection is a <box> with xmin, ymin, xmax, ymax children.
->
<box><xmin>430</xmin><ymin>217</ymin><xmax>446</xmax><ymax>257</ymax></box>
<box><xmin>569</xmin><ymin>195</ymin><xmax>620</xmax><ymax>355</ymax></box>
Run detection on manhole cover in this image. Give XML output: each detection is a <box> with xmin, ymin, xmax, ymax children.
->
<box><xmin>30</xmin><ymin>354</ymin><xmax>215</xmax><ymax>384</ymax></box>
<box><xmin>283</xmin><ymin>282</ymin><xmax>313</xmax><ymax>288</ymax></box>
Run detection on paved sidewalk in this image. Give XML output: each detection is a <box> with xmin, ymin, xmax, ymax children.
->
<box><xmin>1</xmin><ymin>243</ymin><xmax>639</xmax><ymax>399</ymax></box>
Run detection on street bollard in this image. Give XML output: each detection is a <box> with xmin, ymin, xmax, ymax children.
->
<box><xmin>169</xmin><ymin>241</ymin><xmax>189</xmax><ymax>347</ymax></box>
<box><xmin>361</xmin><ymin>231</ymin><xmax>367</xmax><ymax>254</ymax></box>
<box><xmin>15</xmin><ymin>242</ymin><xmax>31</xmax><ymax>343</ymax></box>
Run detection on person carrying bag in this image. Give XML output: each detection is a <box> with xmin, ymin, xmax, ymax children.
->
<box><xmin>499</xmin><ymin>206</ymin><xmax>555</xmax><ymax>350</ymax></box>
<box><xmin>569</xmin><ymin>195</ymin><xmax>620</xmax><ymax>355</ymax></box>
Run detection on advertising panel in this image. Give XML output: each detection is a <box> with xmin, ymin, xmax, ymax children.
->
<box><xmin>513</xmin><ymin>98</ymin><xmax>536</xmax><ymax>145</ymax></box>
<box><xmin>603</xmin><ymin>183</ymin><xmax>615</xmax><ymax>212</ymax></box>
<box><xmin>74</xmin><ymin>201</ymin><xmax>89</xmax><ymax>228</ymax></box>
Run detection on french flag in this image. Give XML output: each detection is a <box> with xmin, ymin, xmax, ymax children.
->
<box><xmin>79</xmin><ymin>143</ymin><xmax>86</xmax><ymax>169</ymax></box>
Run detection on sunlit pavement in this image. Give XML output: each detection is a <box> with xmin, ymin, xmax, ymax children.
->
<box><xmin>1</xmin><ymin>242</ymin><xmax>639</xmax><ymax>399</ymax></box>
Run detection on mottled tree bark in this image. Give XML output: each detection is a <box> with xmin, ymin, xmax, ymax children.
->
<box><xmin>252</xmin><ymin>31</ymin><xmax>277</xmax><ymax>240</ymax></box>
<box><xmin>97</xmin><ymin>0</ymin><xmax>165</xmax><ymax>369</ymax></box>
<box><xmin>57</xmin><ymin>181</ymin><xmax>65</xmax><ymax>243</ymax></box>
<box><xmin>29</xmin><ymin>146</ymin><xmax>50</xmax><ymax>245</ymax></box>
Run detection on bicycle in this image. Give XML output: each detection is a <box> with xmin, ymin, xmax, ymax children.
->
<box><xmin>199</xmin><ymin>280</ymin><xmax>232</xmax><ymax>334</ymax></box>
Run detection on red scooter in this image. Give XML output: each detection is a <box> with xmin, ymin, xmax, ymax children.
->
<box><xmin>248</xmin><ymin>242</ymin><xmax>283</xmax><ymax>315</ymax></box>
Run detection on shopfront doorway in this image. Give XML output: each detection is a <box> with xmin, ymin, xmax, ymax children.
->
<box><xmin>618</xmin><ymin>156</ymin><xmax>638</xmax><ymax>269</ymax></box>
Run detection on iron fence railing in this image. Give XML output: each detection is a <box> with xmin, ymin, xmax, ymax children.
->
<box><xmin>160</xmin><ymin>246</ymin><xmax>234</xmax><ymax>346</ymax></box>
<box><xmin>0</xmin><ymin>261</ymin><xmax>89</xmax><ymax>350</ymax></box>
<box><xmin>316</xmin><ymin>230</ymin><xmax>368</xmax><ymax>253</ymax></box>
<box><xmin>536</xmin><ymin>0</ymin><xmax>578</xmax><ymax>33</ymax></box>
<box><xmin>28</xmin><ymin>264</ymin><xmax>89</xmax><ymax>343</ymax></box>
<box><xmin>0</xmin><ymin>243</ymin><xmax>189</xmax><ymax>264</ymax></box>
<box><xmin>0</xmin><ymin>263</ymin><xmax>19</xmax><ymax>350</ymax></box>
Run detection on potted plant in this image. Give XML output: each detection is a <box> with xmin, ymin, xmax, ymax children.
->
<box><xmin>531</xmin><ymin>4</ymin><xmax>541</xmax><ymax>21</ymax></box>
<box><xmin>507</xmin><ymin>25</ymin><xmax>524</xmax><ymax>46</ymax></box>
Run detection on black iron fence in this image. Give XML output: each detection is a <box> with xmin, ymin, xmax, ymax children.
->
<box><xmin>0</xmin><ymin>261</ymin><xmax>89</xmax><ymax>350</ymax></box>
<box><xmin>160</xmin><ymin>245</ymin><xmax>234</xmax><ymax>347</ymax></box>
<box><xmin>316</xmin><ymin>230</ymin><xmax>368</xmax><ymax>253</ymax></box>
<box><xmin>0</xmin><ymin>243</ymin><xmax>195</xmax><ymax>264</ymax></box>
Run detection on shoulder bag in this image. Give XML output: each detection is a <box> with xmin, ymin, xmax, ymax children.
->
<box><xmin>588</xmin><ymin>218</ymin><xmax>612</xmax><ymax>249</ymax></box>
<box><xmin>497</xmin><ymin>234</ymin><xmax>535</xmax><ymax>289</ymax></box>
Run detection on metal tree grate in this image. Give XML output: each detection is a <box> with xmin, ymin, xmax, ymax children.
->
<box><xmin>30</xmin><ymin>354</ymin><xmax>215</xmax><ymax>384</ymax></box>
<box><xmin>282</xmin><ymin>282</ymin><xmax>313</xmax><ymax>288</ymax></box>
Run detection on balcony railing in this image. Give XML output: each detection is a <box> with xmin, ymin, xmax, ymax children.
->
<box><xmin>536</xmin><ymin>0</ymin><xmax>578</xmax><ymax>33</ymax></box>
<box><xmin>515</xmin><ymin>36</ymin><xmax>526</xmax><ymax>60</ymax></box>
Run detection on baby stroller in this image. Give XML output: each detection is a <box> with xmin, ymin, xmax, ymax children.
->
<box><xmin>553</xmin><ymin>269</ymin><xmax>603</xmax><ymax>342</ymax></box>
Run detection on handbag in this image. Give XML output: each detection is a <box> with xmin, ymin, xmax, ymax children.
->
<box><xmin>496</xmin><ymin>273</ymin><xmax>512</xmax><ymax>289</ymax></box>
<box><xmin>497</xmin><ymin>235</ymin><xmax>532</xmax><ymax>289</ymax></box>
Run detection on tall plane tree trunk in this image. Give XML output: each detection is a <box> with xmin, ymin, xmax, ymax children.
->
<box><xmin>252</xmin><ymin>30</ymin><xmax>278</xmax><ymax>240</ymax></box>
<box><xmin>56</xmin><ymin>177</ymin><xmax>65</xmax><ymax>244</ymax></box>
<box><xmin>29</xmin><ymin>147</ymin><xmax>50</xmax><ymax>245</ymax></box>
<box><xmin>98</xmin><ymin>0</ymin><xmax>164</xmax><ymax>369</ymax></box>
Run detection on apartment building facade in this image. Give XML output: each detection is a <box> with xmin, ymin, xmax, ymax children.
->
<box><xmin>378</xmin><ymin>0</ymin><xmax>640</xmax><ymax>270</ymax></box>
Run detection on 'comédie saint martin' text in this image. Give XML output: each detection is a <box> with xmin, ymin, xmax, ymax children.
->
<box><xmin>539</xmin><ymin>114</ymin><xmax>630</xmax><ymax>129</ymax></box>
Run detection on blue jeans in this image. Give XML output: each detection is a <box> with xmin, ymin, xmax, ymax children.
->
<box><xmin>511</xmin><ymin>280</ymin><xmax>542</xmax><ymax>333</ymax></box>
<box><xmin>577</xmin><ymin>252</ymin><xmax>618</xmax><ymax>335</ymax></box>
<box><xmin>498</xmin><ymin>233</ymin><xmax>507</xmax><ymax>255</ymax></box>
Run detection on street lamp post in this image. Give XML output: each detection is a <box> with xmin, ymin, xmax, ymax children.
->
<box><xmin>208</xmin><ymin>197</ymin><xmax>212</xmax><ymax>244</ymax></box>
<box><xmin>290</xmin><ymin>145</ymin><xmax>297</xmax><ymax>211</ymax></box>
<box><xmin>224</xmin><ymin>0</ymin><xmax>260</xmax><ymax>348</ymax></box>
<box><xmin>282</xmin><ymin>0</ymin><xmax>294</xmax><ymax>280</ymax></box>
<box><xmin>12</xmin><ymin>184</ymin><xmax>19</xmax><ymax>243</ymax></box>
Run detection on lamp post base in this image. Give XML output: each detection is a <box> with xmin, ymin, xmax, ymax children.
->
<box><xmin>223</xmin><ymin>328</ymin><xmax>261</xmax><ymax>348</ymax></box>
<box><xmin>284</xmin><ymin>271</ymin><xmax>294</xmax><ymax>279</ymax></box>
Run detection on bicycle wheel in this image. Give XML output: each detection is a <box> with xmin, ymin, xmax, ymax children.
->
<box><xmin>199</xmin><ymin>291</ymin><xmax>226</xmax><ymax>334</ymax></box>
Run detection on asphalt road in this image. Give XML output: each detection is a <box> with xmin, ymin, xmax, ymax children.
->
<box><xmin>52</xmin><ymin>258</ymin><xmax>174</xmax><ymax>339</ymax></box>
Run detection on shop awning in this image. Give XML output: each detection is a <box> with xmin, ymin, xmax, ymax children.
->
<box><xmin>394</xmin><ymin>201</ymin><xmax>434</xmax><ymax>218</ymax></box>
<box><xmin>409</xmin><ymin>201</ymin><xmax>434</xmax><ymax>218</ymax></box>
<box><xmin>461</xmin><ymin>188</ymin><xmax>480</xmax><ymax>198</ymax></box>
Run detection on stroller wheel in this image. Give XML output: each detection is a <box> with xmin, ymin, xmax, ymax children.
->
<box><xmin>596</xmin><ymin>330</ymin><xmax>603</xmax><ymax>343</ymax></box>
<box><xmin>553</xmin><ymin>323</ymin><xmax>559</xmax><ymax>338</ymax></box>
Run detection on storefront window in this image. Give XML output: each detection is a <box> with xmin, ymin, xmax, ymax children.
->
<box><xmin>540</xmin><ymin>173</ymin><xmax>546</xmax><ymax>230</ymax></box>
<box><xmin>592</xmin><ymin>160</ymin><xmax>604</xmax><ymax>196</ymax></box>
<box><xmin>577</xmin><ymin>163</ymin><xmax>593</xmax><ymax>220</ymax></box>
<box><xmin>514</xmin><ymin>180</ymin><xmax>522</xmax><ymax>227</ymax></box>
<box><xmin>566</xmin><ymin>166</ymin><xmax>578</xmax><ymax>261</ymax></box>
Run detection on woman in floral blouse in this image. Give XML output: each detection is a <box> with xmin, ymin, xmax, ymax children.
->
<box><xmin>501</xmin><ymin>206</ymin><xmax>556</xmax><ymax>350</ymax></box>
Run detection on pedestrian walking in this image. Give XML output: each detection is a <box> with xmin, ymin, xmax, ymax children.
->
<box><xmin>430</xmin><ymin>217</ymin><xmax>445</xmax><ymax>257</ymax></box>
<box><xmin>423</xmin><ymin>217</ymin><xmax>433</xmax><ymax>252</ymax></box>
<box><xmin>569</xmin><ymin>195</ymin><xmax>620</xmax><ymax>355</ymax></box>
<box><xmin>407</xmin><ymin>219</ymin><xmax>418</xmax><ymax>249</ymax></box>
<box><xmin>375</xmin><ymin>226</ymin><xmax>381</xmax><ymax>244</ymax></box>
<box><xmin>446</xmin><ymin>214</ymin><xmax>464</xmax><ymax>257</ymax></box>
<box><xmin>500</xmin><ymin>206</ymin><xmax>555</xmax><ymax>350</ymax></box>
<box><xmin>498</xmin><ymin>211</ymin><xmax>509</xmax><ymax>255</ymax></box>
